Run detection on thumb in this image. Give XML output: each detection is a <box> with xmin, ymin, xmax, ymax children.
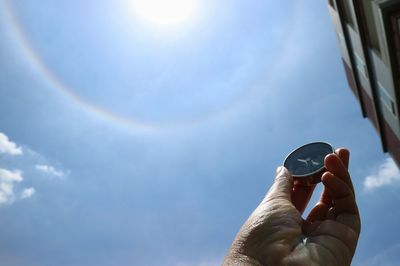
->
<box><xmin>265</xmin><ymin>166</ymin><xmax>293</xmax><ymax>201</ymax></box>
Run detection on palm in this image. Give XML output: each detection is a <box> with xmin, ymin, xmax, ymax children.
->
<box><xmin>224</xmin><ymin>149</ymin><xmax>360</xmax><ymax>266</ymax></box>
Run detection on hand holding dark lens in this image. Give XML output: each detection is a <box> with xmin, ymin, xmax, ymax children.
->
<box><xmin>224</xmin><ymin>148</ymin><xmax>360</xmax><ymax>266</ymax></box>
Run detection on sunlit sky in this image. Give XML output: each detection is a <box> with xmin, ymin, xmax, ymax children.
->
<box><xmin>1</xmin><ymin>0</ymin><xmax>400</xmax><ymax>265</ymax></box>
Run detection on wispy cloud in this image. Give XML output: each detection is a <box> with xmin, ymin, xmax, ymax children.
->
<box><xmin>35</xmin><ymin>164</ymin><xmax>65</xmax><ymax>177</ymax></box>
<box><xmin>176</xmin><ymin>258</ymin><xmax>221</xmax><ymax>266</ymax></box>
<box><xmin>0</xmin><ymin>132</ymin><xmax>22</xmax><ymax>156</ymax></box>
<box><xmin>0</xmin><ymin>168</ymin><xmax>23</xmax><ymax>204</ymax></box>
<box><xmin>20</xmin><ymin>187</ymin><xmax>35</xmax><ymax>199</ymax></box>
<box><xmin>363</xmin><ymin>158</ymin><xmax>400</xmax><ymax>191</ymax></box>
<box><xmin>358</xmin><ymin>243</ymin><xmax>400</xmax><ymax>266</ymax></box>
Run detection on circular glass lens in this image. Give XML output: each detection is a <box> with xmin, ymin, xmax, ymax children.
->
<box><xmin>283</xmin><ymin>142</ymin><xmax>333</xmax><ymax>177</ymax></box>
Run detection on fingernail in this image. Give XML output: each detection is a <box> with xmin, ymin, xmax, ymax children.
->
<box><xmin>276</xmin><ymin>166</ymin><xmax>283</xmax><ymax>175</ymax></box>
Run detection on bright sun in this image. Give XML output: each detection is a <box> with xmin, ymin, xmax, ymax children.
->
<box><xmin>132</xmin><ymin>0</ymin><xmax>199</xmax><ymax>27</ymax></box>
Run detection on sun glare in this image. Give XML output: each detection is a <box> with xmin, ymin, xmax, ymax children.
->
<box><xmin>132</xmin><ymin>0</ymin><xmax>199</xmax><ymax>27</ymax></box>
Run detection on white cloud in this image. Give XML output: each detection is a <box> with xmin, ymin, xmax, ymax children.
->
<box><xmin>0</xmin><ymin>134</ymin><xmax>61</xmax><ymax>206</ymax></box>
<box><xmin>363</xmin><ymin>158</ymin><xmax>400</xmax><ymax>190</ymax></box>
<box><xmin>20</xmin><ymin>187</ymin><xmax>35</xmax><ymax>199</ymax></box>
<box><xmin>0</xmin><ymin>132</ymin><xmax>22</xmax><ymax>155</ymax></box>
<box><xmin>35</xmin><ymin>164</ymin><xmax>65</xmax><ymax>177</ymax></box>
<box><xmin>0</xmin><ymin>168</ymin><xmax>23</xmax><ymax>204</ymax></box>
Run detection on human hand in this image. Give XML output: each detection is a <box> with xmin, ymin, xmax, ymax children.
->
<box><xmin>223</xmin><ymin>148</ymin><xmax>360</xmax><ymax>266</ymax></box>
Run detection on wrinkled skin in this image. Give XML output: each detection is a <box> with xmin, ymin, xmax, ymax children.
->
<box><xmin>224</xmin><ymin>148</ymin><xmax>360</xmax><ymax>266</ymax></box>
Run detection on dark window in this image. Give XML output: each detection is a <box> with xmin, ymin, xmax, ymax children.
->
<box><xmin>391</xmin><ymin>101</ymin><xmax>397</xmax><ymax>116</ymax></box>
<box><xmin>328</xmin><ymin>0</ymin><xmax>336</xmax><ymax>9</ymax></box>
<box><xmin>341</xmin><ymin>0</ymin><xmax>355</xmax><ymax>29</ymax></box>
<box><xmin>379</xmin><ymin>83</ymin><xmax>397</xmax><ymax>117</ymax></box>
<box><xmin>358</xmin><ymin>0</ymin><xmax>381</xmax><ymax>53</ymax></box>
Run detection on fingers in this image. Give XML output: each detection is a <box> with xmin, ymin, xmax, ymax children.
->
<box><xmin>306</xmin><ymin>147</ymin><xmax>360</xmax><ymax>237</ymax></box>
<box><xmin>265</xmin><ymin>166</ymin><xmax>293</xmax><ymax>202</ymax></box>
<box><xmin>326</xmin><ymin>207</ymin><xmax>338</xmax><ymax>220</ymax></box>
<box><xmin>307</xmin><ymin>148</ymin><xmax>351</xmax><ymax>223</ymax></box>
<box><xmin>306</xmin><ymin>201</ymin><xmax>330</xmax><ymax>222</ymax></box>
<box><xmin>291</xmin><ymin>183</ymin><xmax>315</xmax><ymax>214</ymax></box>
<box><xmin>337</xmin><ymin>214</ymin><xmax>361</xmax><ymax>235</ymax></box>
<box><xmin>336</xmin><ymin>148</ymin><xmax>350</xmax><ymax>169</ymax></box>
<box><xmin>310</xmin><ymin>149</ymin><xmax>360</xmax><ymax>233</ymax></box>
<box><xmin>318</xmin><ymin>148</ymin><xmax>350</xmax><ymax>204</ymax></box>
<box><xmin>322</xmin><ymin>171</ymin><xmax>360</xmax><ymax>233</ymax></box>
<box><xmin>325</xmin><ymin>150</ymin><xmax>355</xmax><ymax>193</ymax></box>
<box><xmin>322</xmin><ymin>172</ymin><xmax>357</xmax><ymax>213</ymax></box>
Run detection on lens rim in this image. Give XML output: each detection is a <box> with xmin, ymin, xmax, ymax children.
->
<box><xmin>283</xmin><ymin>141</ymin><xmax>334</xmax><ymax>178</ymax></box>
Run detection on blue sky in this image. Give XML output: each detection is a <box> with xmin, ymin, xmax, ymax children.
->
<box><xmin>0</xmin><ymin>0</ymin><xmax>399</xmax><ymax>265</ymax></box>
